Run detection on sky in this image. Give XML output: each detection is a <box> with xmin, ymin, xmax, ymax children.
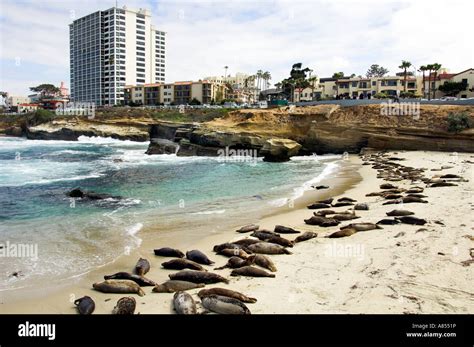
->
<box><xmin>0</xmin><ymin>0</ymin><xmax>473</xmax><ymax>96</ymax></box>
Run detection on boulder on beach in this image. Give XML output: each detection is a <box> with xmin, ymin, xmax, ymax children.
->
<box><xmin>260</xmin><ymin>138</ymin><xmax>302</xmax><ymax>162</ymax></box>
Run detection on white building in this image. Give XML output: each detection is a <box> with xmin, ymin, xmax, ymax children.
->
<box><xmin>6</xmin><ymin>96</ymin><xmax>30</xmax><ymax>109</ymax></box>
<box><xmin>69</xmin><ymin>6</ymin><xmax>166</xmax><ymax>106</ymax></box>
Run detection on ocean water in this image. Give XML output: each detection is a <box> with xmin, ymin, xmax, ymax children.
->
<box><xmin>0</xmin><ymin>136</ymin><xmax>342</xmax><ymax>291</ymax></box>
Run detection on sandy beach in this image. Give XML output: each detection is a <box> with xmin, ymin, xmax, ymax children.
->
<box><xmin>1</xmin><ymin>150</ymin><xmax>473</xmax><ymax>314</ymax></box>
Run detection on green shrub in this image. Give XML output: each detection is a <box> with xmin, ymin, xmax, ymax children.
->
<box><xmin>447</xmin><ymin>112</ymin><xmax>472</xmax><ymax>133</ymax></box>
<box><xmin>27</xmin><ymin>109</ymin><xmax>55</xmax><ymax>126</ymax></box>
<box><xmin>373</xmin><ymin>92</ymin><xmax>388</xmax><ymax>99</ymax></box>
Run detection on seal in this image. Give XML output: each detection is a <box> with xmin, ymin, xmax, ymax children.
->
<box><xmin>169</xmin><ymin>270</ymin><xmax>229</xmax><ymax>284</ymax></box>
<box><xmin>217</xmin><ymin>248</ymin><xmax>252</xmax><ymax>259</ymax></box>
<box><xmin>402</xmin><ymin>196</ymin><xmax>428</xmax><ymax>203</ymax></box>
<box><xmin>307</xmin><ymin>203</ymin><xmax>331</xmax><ymax>209</ymax></box>
<box><xmin>247</xmin><ymin>242</ymin><xmax>292</xmax><ymax>255</ymax></box>
<box><xmin>254</xmin><ymin>234</ymin><xmax>294</xmax><ymax>248</ymax></box>
<box><xmin>274</xmin><ymin>225</ymin><xmax>300</xmax><ymax>234</ymax></box>
<box><xmin>328</xmin><ymin>228</ymin><xmax>357</xmax><ymax>238</ymax></box>
<box><xmin>231</xmin><ymin>265</ymin><xmax>275</xmax><ymax>278</ymax></box>
<box><xmin>74</xmin><ymin>296</ymin><xmax>95</xmax><ymax>315</ymax></box>
<box><xmin>232</xmin><ymin>238</ymin><xmax>261</xmax><ymax>247</ymax></box>
<box><xmin>386</xmin><ymin>210</ymin><xmax>414</xmax><ymax>216</ymax></box>
<box><xmin>332</xmin><ymin>213</ymin><xmax>359</xmax><ymax>221</ymax></box>
<box><xmin>318</xmin><ymin>198</ymin><xmax>334</xmax><ymax>204</ymax></box>
<box><xmin>213</xmin><ymin>242</ymin><xmax>251</xmax><ymax>253</ymax></box>
<box><xmin>340</xmin><ymin>223</ymin><xmax>382</xmax><ymax>231</ymax></box>
<box><xmin>376</xmin><ymin>219</ymin><xmax>401</xmax><ymax>225</ymax></box>
<box><xmin>251</xmin><ymin>254</ymin><xmax>277</xmax><ymax>272</ymax></box>
<box><xmin>162</xmin><ymin>259</ymin><xmax>207</xmax><ymax>271</ymax></box>
<box><xmin>152</xmin><ymin>280</ymin><xmax>205</xmax><ymax>293</ymax></box>
<box><xmin>112</xmin><ymin>297</ymin><xmax>136</xmax><ymax>315</ymax></box>
<box><xmin>236</xmin><ymin>224</ymin><xmax>259</xmax><ymax>233</ymax></box>
<box><xmin>251</xmin><ymin>230</ymin><xmax>281</xmax><ymax>239</ymax></box>
<box><xmin>173</xmin><ymin>291</ymin><xmax>197</xmax><ymax>315</ymax></box>
<box><xmin>384</xmin><ymin>194</ymin><xmax>403</xmax><ymax>200</ymax></box>
<box><xmin>214</xmin><ymin>256</ymin><xmax>254</xmax><ymax>270</ymax></box>
<box><xmin>154</xmin><ymin>247</ymin><xmax>185</xmax><ymax>258</ymax></box>
<box><xmin>93</xmin><ymin>279</ymin><xmax>145</xmax><ymax>296</ymax></box>
<box><xmin>198</xmin><ymin>288</ymin><xmax>257</xmax><ymax>303</ymax></box>
<box><xmin>135</xmin><ymin>257</ymin><xmax>150</xmax><ymax>276</ymax></box>
<box><xmin>304</xmin><ymin>215</ymin><xmax>339</xmax><ymax>227</ymax></box>
<box><xmin>396</xmin><ymin>216</ymin><xmax>427</xmax><ymax>225</ymax></box>
<box><xmin>337</xmin><ymin>197</ymin><xmax>357</xmax><ymax>202</ymax></box>
<box><xmin>186</xmin><ymin>250</ymin><xmax>215</xmax><ymax>265</ymax></box>
<box><xmin>332</xmin><ymin>202</ymin><xmax>354</xmax><ymax>207</ymax></box>
<box><xmin>406</xmin><ymin>187</ymin><xmax>424</xmax><ymax>193</ymax></box>
<box><xmin>314</xmin><ymin>209</ymin><xmax>337</xmax><ymax>216</ymax></box>
<box><xmin>104</xmin><ymin>272</ymin><xmax>157</xmax><ymax>286</ymax></box>
<box><xmin>430</xmin><ymin>182</ymin><xmax>457</xmax><ymax>187</ymax></box>
<box><xmin>380</xmin><ymin>183</ymin><xmax>398</xmax><ymax>189</ymax></box>
<box><xmin>354</xmin><ymin>203</ymin><xmax>369</xmax><ymax>210</ymax></box>
<box><xmin>294</xmin><ymin>231</ymin><xmax>318</xmax><ymax>243</ymax></box>
<box><xmin>406</xmin><ymin>193</ymin><xmax>427</xmax><ymax>198</ymax></box>
<box><xmin>201</xmin><ymin>294</ymin><xmax>251</xmax><ymax>315</ymax></box>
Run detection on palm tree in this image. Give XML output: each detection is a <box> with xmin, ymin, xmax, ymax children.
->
<box><xmin>308</xmin><ymin>76</ymin><xmax>318</xmax><ymax>100</ymax></box>
<box><xmin>399</xmin><ymin>60</ymin><xmax>412</xmax><ymax>93</ymax></box>
<box><xmin>224</xmin><ymin>66</ymin><xmax>228</xmax><ymax>82</ymax></box>
<box><xmin>431</xmin><ymin>63</ymin><xmax>442</xmax><ymax>99</ymax></box>
<box><xmin>263</xmin><ymin>71</ymin><xmax>271</xmax><ymax>90</ymax></box>
<box><xmin>418</xmin><ymin>65</ymin><xmax>428</xmax><ymax>98</ymax></box>
<box><xmin>426</xmin><ymin>64</ymin><xmax>434</xmax><ymax>100</ymax></box>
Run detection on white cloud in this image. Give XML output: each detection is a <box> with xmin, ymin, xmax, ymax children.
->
<box><xmin>0</xmin><ymin>0</ymin><xmax>472</xmax><ymax>96</ymax></box>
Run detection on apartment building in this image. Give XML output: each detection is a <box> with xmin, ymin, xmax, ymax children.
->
<box><xmin>295</xmin><ymin>75</ymin><xmax>423</xmax><ymax>101</ymax></box>
<box><xmin>424</xmin><ymin>68</ymin><xmax>474</xmax><ymax>99</ymax></box>
<box><xmin>124</xmin><ymin>80</ymin><xmax>226</xmax><ymax>105</ymax></box>
<box><xmin>70</xmin><ymin>6</ymin><xmax>166</xmax><ymax>106</ymax></box>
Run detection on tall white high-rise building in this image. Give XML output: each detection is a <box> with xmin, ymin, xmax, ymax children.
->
<box><xmin>70</xmin><ymin>6</ymin><xmax>165</xmax><ymax>106</ymax></box>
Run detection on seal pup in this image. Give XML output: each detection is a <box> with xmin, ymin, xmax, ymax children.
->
<box><xmin>169</xmin><ymin>270</ymin><xmax>229</xmax><ymax>284</ymax></box>
<box><xmin>152</xmin><ymin>280</ymin><xmax>205</xmax><ymax>293</ymax></box>
<box><xmin>186</xmin><ymin>250</ymin><xmax>214</xmax><ymax>265</ymax></box>
<box><xmin>294</xmin><ymin>231</ymin><xmax>318</xmax><ymax>243</ymax></box>
<box><xmin>274</xmin><ymin>225</ymin><xmax>301</xmax><ymax>234</ymax></box>
<box><xmin>236</xmin><ymin>224</ymin><xmax>259</xmax><ymax>233</ymax></box>
<box><xmin>104</xmin><ymin>272</ymin><xmax>157</xmax><ymax>286</ymax></box>
<box><xmin>386</xmin><ymin>210</ymin><xmax>414</xmax><ymax>216</ymax></box>
<box><xmin>247</xmin><ymin>242</ymin><xmax>292</xmax><ymax>255</ymax></box>
<box><xmin>231</xmin><ymin>266</ymin><xmax>276</xmax><ymax>278</ymax></box>
<box><xmin>154</xmin><ymin>247</ymin><xmax>185</xmax><ymax>258</ymax></box>
<box><xmin>201</xmin><ymin>294</ymin><xmax>251</xmax><ymax>315</ymax></box>
<box><xmin>112</xmin><ymin>297</ymin><xmax>136</xmax><ymax>315</ymax></box>
<box><xmin>93</xmin><ymin>280</ymin><xmax>145</xmax><ymax>296</ymax></box>
<box><xmin>135</xmin><ymin>257</ymin><xmax>150</xmax><ymax>276</ymax></box>
<box><xmin>214</xmin><ymin>256</ymin><xmax>254</xmax><ymax>270</ymax></box>
<box><xmin>173</xmin><ymin>291</ymin><xmax>197</xmax><ymax>315</ymax></box>
<box><xmin>74</xmin><ymin>296</ymin><xmax>95</xmax><ymax>315</ymax></box>
<box><xmin>198</xmin><ymin>288</ymin><xmax>257</xmax><ymax>304</ymax></box>
<box><xmin>162</xmin><ymin>259</ymin><xmax>207</xmax><ymax>271</ymax></box>
<box><xmin>396</xmin><ymin>216</ymin><xmax>427</xmax><ymax>225</ymax></box>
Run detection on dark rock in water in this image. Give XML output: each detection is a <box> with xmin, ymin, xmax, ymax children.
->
<box><xmin>67</xmin><ymin>188</ymin><xmax>121</xmax><ymax>201</ymax></box>
<box><xmin>273</xmin><ymin>225</ymin><xmax>300</xmax><ymax>234</ymax></box>
<box><xmin>5</xmin><ymin>126</ymin><xmax>23</xmax><ymax>137</ymax></box>
<box><xmin>307</xmin><ymin>203</ymin><xmax>331</xmax><ymax>209</ymax></box>
<box><xmin>146</xmin><ymin>138</ymin><xmax>179</xmax><ymax>155</ymax></box>
<box><xmin>314</xmin><ymin>185</ymin><xmax>329</xmax><ymax>190</ymax></box>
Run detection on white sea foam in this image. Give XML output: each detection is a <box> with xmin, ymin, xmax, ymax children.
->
<box><xmin>190</xmin><ymin>209</ymin><xmax>226</xmax><ymax>215</ymax></box>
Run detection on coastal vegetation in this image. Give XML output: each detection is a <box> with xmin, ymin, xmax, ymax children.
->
<box><xmin>447</xmin><ymin>112</ymin><xmax>472</xmax><ymax>133</ymax></box>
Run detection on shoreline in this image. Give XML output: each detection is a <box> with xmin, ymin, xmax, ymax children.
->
<box><xmin>1</xmin><ymin>150</ymin><xmax>473</xmax><ymax>314</ymax></box>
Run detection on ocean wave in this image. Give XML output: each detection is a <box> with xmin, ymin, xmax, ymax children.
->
<box><xmin>190</xmin><ymin>209</ymin><xmax>226</xmax><ymax>215</ymax></box>
<box><xmin>290</xmin><ymin>153</ymin><xmax>343</xmax><ymax>161</ymax></box>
